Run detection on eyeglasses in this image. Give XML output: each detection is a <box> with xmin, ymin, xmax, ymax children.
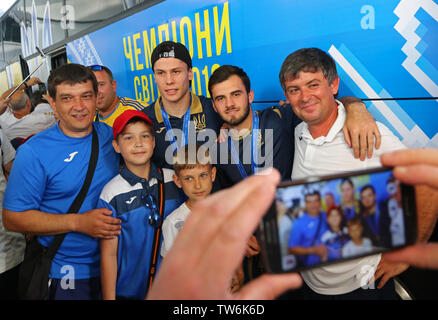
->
<box><xmin>144</xmin><ymin>194</ymin><xmax>161</xmax><ymax>228</ymax></box>
<box><xmin>87</xmin><ymin>64</ymin><xmax>105</xmax><ymax>71</ymax></box>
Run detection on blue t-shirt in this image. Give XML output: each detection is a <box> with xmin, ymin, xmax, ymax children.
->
<box><xmin>3</xmin><ymin>122</ymin><xmax>119</xmax><ymax>279</ymax></box>
<box><xmin>143</xmin><ymin>93</ymin><xmax>222</xmax><ymax>169</ymax></box>
<box><xmin>98</xmin><ymin>164</ymin><xmax>185</xmax><ymax>299</ymax></box>
<box><xmin>288</xmin><ymin>212</ymin><xmax>328</xmax><ymax>266</ymax></box>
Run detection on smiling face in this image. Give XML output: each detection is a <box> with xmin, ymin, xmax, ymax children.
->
<box><xmin>210</xmin><ymin>74</ymin><xmax>254</xmax><ymax>129</ymax></box>
<box><xmin>113</xmin><ymin>120</ymin><xmax>155</xmax><ymax>169</ymax></box>
<box><xmin>173</xmin><ymin>165</ymin><xmax>216</xmax><ymax>203</ymax></box>
<box><xmin>327</xmin><ymin>208</ymin><xmax>342</xmax><ymax>231</ymax></box>
<box><xmin>153</xmin><ymin>57</ymin><xmax>193</xmax><ymax>105</ymax></box>
<box><xmin>360</xmin><ymin>187</ymin><xmax>376</xmax><ymax>210</ymax></box>
<box><xmin>341</xmin><ymin>181</ymin><xmax>355</xmax><ymax>203</ymax></box>
<box><xmin>283</xmin><ymin>70</ymin><xmax>339</xmax><ymax>129</ymax></box>
<box><xmin>348</xmin><ymin>222</ymin><xmax>364</xmax><ymax>243</ymax></box>
<box><xmin>47</xmin><ymin>80</ymin><xmax>96</xmax><ymax>137</ymax></box>
<box><xmin>305</xmin><ymin>194</ymin><xmax>322</xmax><ymax>217</ymax></box>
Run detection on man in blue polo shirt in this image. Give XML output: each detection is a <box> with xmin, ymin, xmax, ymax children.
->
<box><xmin>2</xmin><ymin>63</ymin><xmax>121</xmax><ymax>300</ymax></box>
<box><xmin>288</xmin><ymin>191</ymin><xmax>329</xmax><ymax>267</ymax></box>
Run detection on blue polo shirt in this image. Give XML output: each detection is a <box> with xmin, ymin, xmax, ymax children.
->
<box><xmin>3</xmin><ymin>122</ymin><xmax>119</xmax><ymax>279</ymax></box>
<box><xmin>143</xmin><ymin>93</ymin><xmax>222</xmax><ymax>169</ymax></box>
<box><xmin>98</xmin><ymin>163</ymin><xmax>185</xmax><ymax>299</ymax></box>
<box><xmin>288</xmin><ymin>212</ymin><xmax>329</xmax><ymax>266</ymax></box>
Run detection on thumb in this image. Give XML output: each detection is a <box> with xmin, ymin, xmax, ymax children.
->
<box><xmin>342</xmin><ymin>127</ymin><xmax>352</xmax><ymax>147</ymax></box>
<box><xmin>234</xmin><ymin>274</ymin><xmax>302</xmax><ymax>300</ymax></box>
<box><xmin>93</xmin><ymin>208</ymin><xmax>113</xmax><ymax>215</ymax></box>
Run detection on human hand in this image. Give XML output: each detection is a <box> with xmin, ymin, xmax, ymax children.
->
<box><xmin>381</xmin><ymin>148</ymin><xmax>438</xmax><ymax>189</ymax></box>
<box><xmin>311</xmin><ymin>244</ymin><xmax>328</xmax><ymax>261</ymax></box>
<box><xmin>342</xmin><ymin>101</ymin><xmax>381</xmax><ymax>161</ymax></box>
<box><xmin>230</xmin><ymin>265</ymin><xmax>244</xmax><ymax>294</ymax></box>
<box><xmin>26</xmin><ymin>77</ymin><xmax>42</xmax><ymax>87</ymax></box>
<box><xmin>383</xmin><ymin>243</ymin><xmax>438</xmax><ymax>270</ymax></box>
<box><xmin>73</xmin><ymin>208</ymin><xmax>121</xmax><ymax>239</ymax></box>
<box><xmin>0</xmin><ymin>96</ymin><xmax>11</xmax><ymax>114</ymax></box>
<box><xmin>245</xmin><ymin>235</ymin><xmax>260</xmax><ymax>258</ymax></box>
<box><xmin>217</xmin><ymin>123</ymin><xmax>231</xmax><ymax>143</ymax></box>
<box><xmin>373</xmin><ymin>255</ymin><xmax>409</xmax><ymax>289</ymax></box>
<box><xmin>147</xmin><ymin>169</ymin><xmax>302</xmax><ymax>300</ymax></box>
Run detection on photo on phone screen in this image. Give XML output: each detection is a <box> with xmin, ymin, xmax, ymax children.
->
<box><xmin>260</xmin><ymin>167</ymin><xmax>417</xmax><ymax>273</ymax></box>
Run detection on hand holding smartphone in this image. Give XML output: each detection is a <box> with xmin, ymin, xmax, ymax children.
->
<box><xmin>259</xmin><ymin>167</ymin><xmax>417</xmax><ymax>273</ymax></box>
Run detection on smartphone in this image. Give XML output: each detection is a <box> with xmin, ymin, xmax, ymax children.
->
<box><xmin>259</xmin><ymin>166</ymin><xmax>417</xmax><ymax>273</ymax></box>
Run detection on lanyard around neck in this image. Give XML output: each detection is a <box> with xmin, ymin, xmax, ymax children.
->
<box><xmin>160</xmin><ymin>95</ymin><xmax>192</xmax><ymax>153</ymax></box>
<box><xmin>228</xmin><ymin>110</ymin><xmax>260</xmax><ymax>179</ymax></box>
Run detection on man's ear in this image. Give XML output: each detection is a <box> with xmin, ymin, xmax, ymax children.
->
<box><xmin>173</xmin><ymin>174</ymin><xmax>182</xmax><ymax>188</ymax></box>
<box><xmin>211</xmin><ymin>166</ymin><xmax>217</xmax><ymax>182</ymax></box>
<box><xmin>248</xmin><ymin>89</ymin><xmax>255</xmax><ymax>104</ymax></box>
<box><xmin>112</xmin><ymin>80</ymin><xmax>117</xmax><ymax>93</ymax></box>
<box><xmin>26</xmin><ymin>99</ymin><xmax>33</xmax><ymax>112</ymax></box>
<box><xmin>112</xmin><ymin>139</ymin><xmax>121</xmax><ymax>154</ymax></box>
<box><xmin>47</xmin><ymin>95</ymin><xmax>56</xmax><ymax>113</ymax></box>
<box><xmin>330</xmin><ymin>76</ymin><xmax>340</xmax><ymax>96</ymax></box>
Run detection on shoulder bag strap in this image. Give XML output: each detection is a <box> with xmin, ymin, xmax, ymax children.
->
<box><xmin>146</xmin><ymin>168</ymin><xmax>165</xmax><ymax>291</ymax></box>
<box><xmin>46</xmin><ymin>126</ymin><xmax>100</xmax><ymax>259</ymax></box>
<box><xmin>304</xmin><ymin>214</ymin><xmax>324</xmax><ymax>265</ymax></box>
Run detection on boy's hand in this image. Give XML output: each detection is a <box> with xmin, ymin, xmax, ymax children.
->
<box><xmin>217</xmin><ymin>123</ymin><xmax>231</xmax><ymax>143</ymax></box>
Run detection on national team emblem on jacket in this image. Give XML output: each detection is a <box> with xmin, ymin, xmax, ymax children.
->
<box><xmin>193</xmin><ymin>114</ymin><xmax>206</xmax><ymax>131</ymax></box>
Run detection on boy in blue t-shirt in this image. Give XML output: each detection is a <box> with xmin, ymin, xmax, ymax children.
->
<box><xmin>99</xmin><ymin>110</ymin><xmax>184</xmax><ymax>300</ymax></box>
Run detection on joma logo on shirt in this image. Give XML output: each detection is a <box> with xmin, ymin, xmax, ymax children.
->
<box><xmin>64</xmin><ymin>152</ymin><xmax>78</xmax><ymax>162</ymax></box>
<box><xmin>126</xmin><ymin>196</ymin><xmax>137</xmax><ymax>204</ymax></box>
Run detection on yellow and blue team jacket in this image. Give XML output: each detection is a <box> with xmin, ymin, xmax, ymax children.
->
<box><xmin>95</xmin><ymin>97</ymin><xmax>146</xmax><ymax>127</ymax></box>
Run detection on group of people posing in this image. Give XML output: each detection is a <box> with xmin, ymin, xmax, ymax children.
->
<box><xmin>285</xmin><ymin>174</ymin><xmax>405</xmax><ymax>270</ymax></box>
<box><xmin>1</xmin><ymin>40</ymin><xmax>437</xmax><ymax>300</ymax></box>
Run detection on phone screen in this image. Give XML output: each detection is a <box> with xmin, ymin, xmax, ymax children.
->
<box><xmin>267</xmin><ymin>167</ymin><xmax>416</xmax><ymax>273</ymax></box>
<box><xmin>38</xmin><ymin>83</ymin><xmax>47</xmax><ymax>95</ymax></box>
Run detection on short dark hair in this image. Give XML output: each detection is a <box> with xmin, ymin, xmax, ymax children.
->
<box><xmin>208</xmin><ymin>65</ymin><xmax>251</xmax><ymax>98</ymax></box>
<box><xmin>360</xmin><ymin>184</ymin><xmax>376</xmax><ymax>195</ymax></box>
<box><xmin>340</xmin><ymin>178</ymin><xmax>354</xmax><ymax>188</ymax></box>
<box><xmin>279</xmin><ymin>48</ymin><xmax>338</xmax><ymax>90</ymax></box>
<box><xmin>48</xmin><ymin>63</ymin><xmax>98</xmax><ymax>99</ymax></box>
<box><xmin>91</xmin><ymin>65</ymin><xmax>114</xmax><ymax>82</ymax></box>
<box><xmin>346</xmin><ymin>217</ymin><xmax>363</xmax><ymax>228</ymax></box>
<box><xmin>304</xmin><ymin>190</ymin><xmax>321</xmax><ymax>201</ymax></box>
